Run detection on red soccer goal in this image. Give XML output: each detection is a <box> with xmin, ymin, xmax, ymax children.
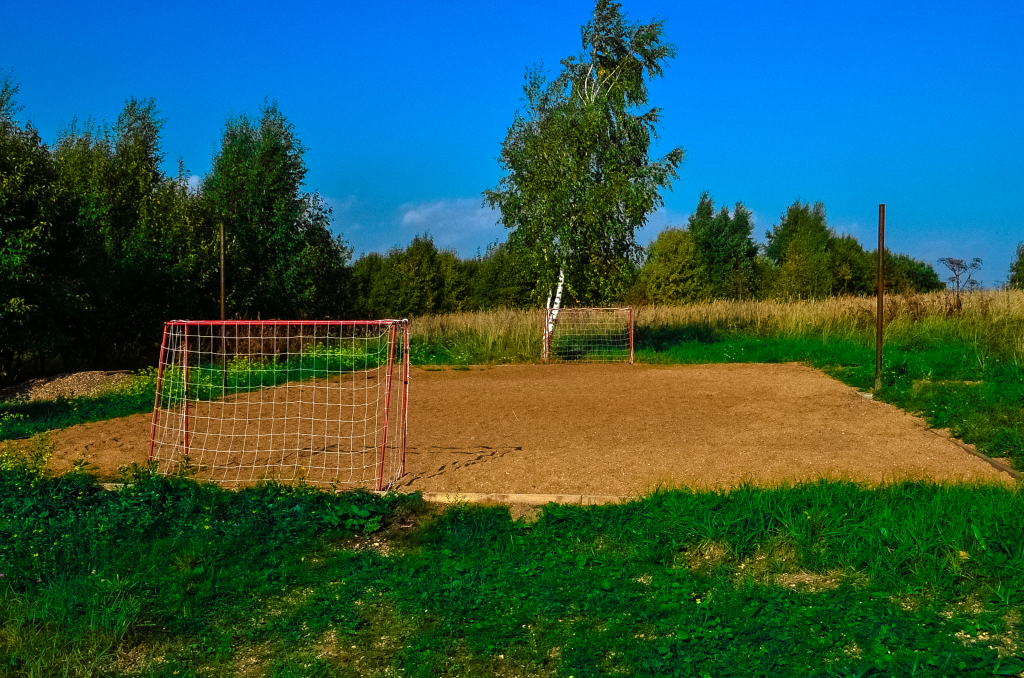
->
<box><xmin>148</xmin><ymin>320</ymin><xmax>409</xmax><ymax>490</ymax></box>
<box><xmin>542</xmin><ymin>307</ymin><xmax>634</xmax><ymax>365</ymax></box>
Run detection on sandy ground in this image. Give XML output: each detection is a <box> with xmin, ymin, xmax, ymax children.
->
<box><xmin>38</xmin><ymin>363</ymin><xmax>1013</xmax><ymax>495</ymax></box>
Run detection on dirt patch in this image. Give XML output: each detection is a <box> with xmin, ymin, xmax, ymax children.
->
<box><xmin>0</xmin><ymin>371</ymin><xmax>132</xmax><ymax>403</ymax></box>
<box><xmin>43</xmin><ymin>363</ymin><xmax>1014</xmax><ymax>493</ymax></box>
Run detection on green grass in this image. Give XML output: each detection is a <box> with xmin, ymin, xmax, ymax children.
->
<box><xmin>3</xmin><ymin>440</ymin><xmax>1024</xmax><ymax>676</ymax></box>
<box><xmin>0</xmin><ymin>447</ymin><xmax>412</xmax><ymax>677</ymax></box>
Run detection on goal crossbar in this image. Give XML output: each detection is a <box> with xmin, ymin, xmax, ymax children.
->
<box><xmin>148</xmin><ymin>319</ymin><xmax>410</xmax><ymax>490</ymax></box>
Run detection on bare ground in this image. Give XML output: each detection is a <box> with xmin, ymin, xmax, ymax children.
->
<box><xmin>38</xmin><ymin>363</ymin><xmax>1014</xmax><ymax>495</ymax></box>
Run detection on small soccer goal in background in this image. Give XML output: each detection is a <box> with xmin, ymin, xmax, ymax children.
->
<box><xmin>542</xmin><ymin>307</ymin><xmax>634</xmax><ymax>364</ymax></box>
<box><xmin>148</xmin><ymin>320</ymin><xmax>409</xmax><ymax>490</ymax></box>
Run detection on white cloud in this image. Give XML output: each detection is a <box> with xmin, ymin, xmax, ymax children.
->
<box><xmin>398</xmin><ymin>198</ymin><xmax>504</xmax><ymax>256</ymax></box>
<box><xmin>186</xmin><ymin>174</ymin><xmax>202</xmax><ymax>194</ymax></box>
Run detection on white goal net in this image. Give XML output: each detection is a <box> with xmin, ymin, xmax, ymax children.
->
<box><xmin>148</xmin><ymin>320</ymin><xmax>409</xmax><ymax>490</ymax></box>
<box><xmin>542</xmin><ymin>307</ymin><xmax>634</xmax><ymax>364</ymax></box>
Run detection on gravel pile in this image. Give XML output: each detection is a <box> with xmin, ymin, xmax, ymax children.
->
<box><xmin>0</xmin><ymin>371</ymin><xmax>133</xmax><ymax>403</ymax></box>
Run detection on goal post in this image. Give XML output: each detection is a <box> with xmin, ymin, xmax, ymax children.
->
<box><xmin>542</xmin><ymin>307</ymin><xmax>634</xmax><ymax>365</ymax></box>
<box><xmin>148</xmin><ymin>319</ymin><xmax>410</xmax><ymax>490</ymax></box>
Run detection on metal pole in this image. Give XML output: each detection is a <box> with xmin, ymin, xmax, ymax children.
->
<box><xmin>628</xmin><ymin>306</ymin><xmax>634</xmax><ymax>365</ymax></box>
<box><xmin>148</xmin><ymin>323</ymin><xmax>171</xmax><ymax>462</ymax></box>
<box><xmin>376</xmin><ymin>323</ymin><xmax>398</xmax><ymax>492</ymax></box>
<box><xmin>399</xmin><ymin>320</ymin><xmax>410</xmax><ymax>481</ymax></box>
<box><xmin>183</xmin><ymin>323</ymin><xmax>190</xmax><ymax>460</ymax></box>
<box><xmin>220</xmin><ymin>221</ymin><xmax>225</xmax><ymax>322</ymax></box>
<box><xmin>875</xmin><ymin>204</ymin><xmax>885</xmax><ymax>392</ymax></box>
<box><xmin>220</xmin><ymin>221</ymin><xmax>226</xmax><ymax>394</ymax></box>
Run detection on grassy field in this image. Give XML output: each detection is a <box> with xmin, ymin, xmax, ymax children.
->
<box><xmin>3</xmin><ymin>292</ymin><xmax>1024</xmax><ymax>675</ymax></box>
<box><xmin>3</xmin><ymin>443</ymin><xmax>1024</xmax><ymax>677</ymax></box>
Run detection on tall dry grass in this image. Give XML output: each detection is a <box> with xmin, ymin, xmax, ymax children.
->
<box><xmin>409</xmin><ymin>307</ymin><xmax>545</xmax><ymax>363</ymax></box>
<box><xmin>408</xmin><ymin>289</ymin><xmax>1024</xmax><ymax>363</ymax></box>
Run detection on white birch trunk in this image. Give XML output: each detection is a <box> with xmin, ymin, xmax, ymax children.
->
<box><xmin>547</xmin><ymin>268</ymin><xmax>565</xmax><ymax>334</ymax></box>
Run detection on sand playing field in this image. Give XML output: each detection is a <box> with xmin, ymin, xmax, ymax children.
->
<box><xmin>42</xmin><ymin>363</ymin><xmax>1013</xmax><ymax>495</ymax></box>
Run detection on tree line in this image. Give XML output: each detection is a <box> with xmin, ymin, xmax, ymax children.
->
<box><xmin>0</xmin><ymin>50</ymin><xmax>958</xmax><ymax>385</ymax></box>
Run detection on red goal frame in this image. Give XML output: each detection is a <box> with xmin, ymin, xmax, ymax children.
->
<box><xmin>147</xmin><ymin>319</ymin><xmax>410</xmax><ymax>491</ymax></box>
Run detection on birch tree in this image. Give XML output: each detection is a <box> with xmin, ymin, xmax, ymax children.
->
<box><xmin>484</xmin><ymin>0</ymin><xmax>684</xmax><ymax>328</ymax></box>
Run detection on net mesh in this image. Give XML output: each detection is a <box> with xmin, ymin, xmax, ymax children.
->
<box><xmin>148</xmin><ymin>320</ymin><xmax>409</xmax><ymax>489</ymax></box>
<box><xmin>543</xmin><ymin>307</ymin><xmax>634</xmax><ymax>364</ymax></box>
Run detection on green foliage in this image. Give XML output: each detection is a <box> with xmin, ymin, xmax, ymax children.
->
<box><xmin>202</xmin><ymin>100</ymin><xmax>352</xmax><ymax>319</ymax></box>
<box><xmin>484</xmin><ymin>0</ymin><xmax>685</xmax><ymax>306</ymax></box>
<box><xmin>0</xmin><ymin>460</ymin><xmax>408</xmax><ymax>675</ymax></box>
<box><xmin>353</xmin><ymin>234</ymin><xmax>479</xmax><ymax>318</ymax></box>
<box><xmin>0</xmin><ymin>70</ymin><xmax>21</xmax><ymax>128</ymax></box>
<box><xmin>766</xmin><ymin>201</ymin><xmax>833</xmax><ymax>299</ymax></box>
<box><xmin>686</xmin><ymin>192</ymin><xmax>759</xmax><ymax>299</ymax></box>
<box><xmin>1</xmin><ymin>83</ymin><xmax>365</xmax><ymax>385</ymax></box>
<box><xmin>469</xmin><ymin>241</ymin><xmax>538</xmax><ymax>310</ymax></box>
<box><xmin>829</xmin><ymin>233</ymin><xmax>872</xmax><ymax>296</ymax></box>
<box><xmin>5</xmin><ymin>465</ymin><xmax>1024</xmax><ymax>675</ymax></box>
<box><xmin>0</xmin><ymin>108</ymin><xmax>83</xmax><ymax>381</ymax></box>
<box><xmin>760</xmin><ymin>200</ymin><xmax>943</xmax><ymax>300</ymax></box>
<box><xmin>1010</xmin><ymin>243</ymin><xmax>1024</xmax><ymax>290</ymax></box>
<box><xmin>885</xmin><ymin>251</ymin><xmax>945</xmax><ymax>293</ymax></box>
<box><xmin>636</xmin><ymin>228</ymin><xmax>710</xmax><ymax>304</ymax></box>
<box><xmin>353</xmin><ymin>235</ymin><xmax>541</xmax><ymax>319</ymax></box>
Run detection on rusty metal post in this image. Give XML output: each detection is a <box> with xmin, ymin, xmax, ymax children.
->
<box><xmin>220</xmin><ymin>221</ymin><xmax>225</xmax><ymax>322</ymax></box>
<box><xmin>875</xmin><ymin>204</ymin><xmax>885</xmax><ymax>392</ymax></box>
<box><xmin>148</xmin><ymin>323</ymin><xmax>171</xmax><ymax>461</ymax></box>
<box><xmin>220</xmin><ymin>221</ymin><xmax>227</xmax><ymax>393</ymax></box>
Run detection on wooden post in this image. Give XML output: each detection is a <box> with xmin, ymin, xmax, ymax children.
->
<box><xmin>875</xmin><ymin>204</ymin><xmax>885</xmax><ymax>392</ymax></box>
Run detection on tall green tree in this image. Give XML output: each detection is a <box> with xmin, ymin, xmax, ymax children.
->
<box><xmin>0</xmin><ymin>74</ymin><xmax>84</xmax><ymax>380</ymax></box>
<box><xmin>637</xmin><ymin>227</ymin><xmax>709</xmax><ymax>304</ymax></box>
<box><xmin>765</xmin><ymin>201</ymin><xmax>833</xmax><ymax>299</ymax></box>
<box><xmin>53</xmin><ymin>99</ymin><xmax>214</xmax><ymax>365</ymax></box>
<box><xmin>202</xmin><ymin>101</ymin><xmax>351</xmax><ymax>319</ymax></box>
<box><xmin>484</xmin><ymin>0</ymin><xmax>685</xmax><ymax>311</ymax></box>
<box><xmin>687</xmin><ymin>192</ymin><xmax>758</xmax><ymax>299</ymax></box>
<box><xmin>828</xmin><ymin>234</ymin><xmax>871</xmax><ymax>296</ymax></box>
<box><xmin>470</xmin><ymin>242</ymin><xmax>537</xmax><ymax>310</ymax></box>
<box><xmin>1009</xmin><ymin>243</ymin><xmax>1024</xmax><ymax>290</ymax></box>
<box><xmin>879</xmin><ymin>251</ymin><xmax>945</xmax><ymax>293</ymax></box>
<box><xmin>351</xmin><ymin>234</ymin><xmax>478</xmax><ymax>318</ymax></box>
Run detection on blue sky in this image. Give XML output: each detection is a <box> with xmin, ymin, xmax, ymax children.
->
<box><xmin>4</xmin><ymin>0</ymin><xmax>1022</xmax><ymax>285</ymax></box>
